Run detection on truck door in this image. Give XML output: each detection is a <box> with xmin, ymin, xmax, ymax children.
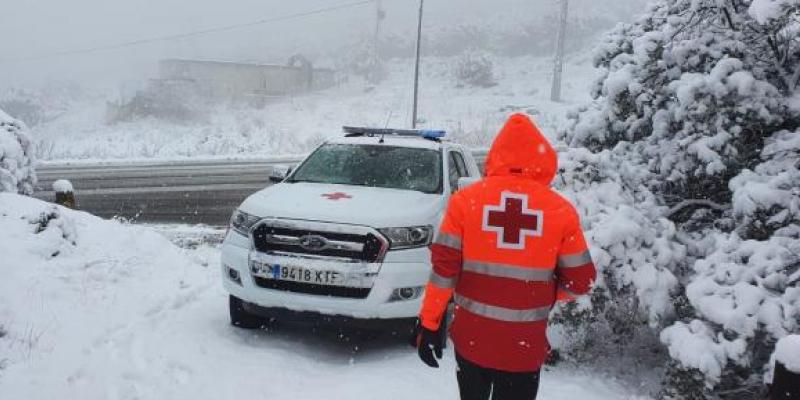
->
<box><xmin>447</xmin><ymin>150</ymin><xmax>470</xmax><ymax>194</ymax></box>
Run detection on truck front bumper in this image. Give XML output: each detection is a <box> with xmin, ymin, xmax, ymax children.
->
<box><xmin>221</xmin><ymin>231</ymin><xmax>430</xmax><ymax>320</ymax></box>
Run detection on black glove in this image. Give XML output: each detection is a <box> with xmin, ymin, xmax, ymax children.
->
<box><xmin>416</xmin><ymin>321</ymin><xmax>444</xmax><ymax>368</ymax></box>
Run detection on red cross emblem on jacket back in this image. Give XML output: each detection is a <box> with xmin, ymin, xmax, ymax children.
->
<box><xmin>482</xmin><ymin>191</ymin><xmax>543</xmax><ymax>249</ymax></box>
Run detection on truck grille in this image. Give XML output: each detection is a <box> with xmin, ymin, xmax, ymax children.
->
<box><xmin>251</xmin><ymin>220</ymin><xmax>386</xmax><ymax>262</ymax></box>
<box><xmin>253</xmin><ymin>277</ymin><xmax>371</xmax><ymax>299</ymax></box>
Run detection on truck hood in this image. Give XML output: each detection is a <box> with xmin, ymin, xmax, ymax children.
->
<box><xmin>238</xmin><ymin>182</ymin><xmax>445</xmax><ymax>228</ymax></box>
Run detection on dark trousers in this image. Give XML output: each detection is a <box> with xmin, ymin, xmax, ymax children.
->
<box><xmin>456</xmin><ymin>352</ymin><xmax>540</xmax><ymax>400</ymax></box>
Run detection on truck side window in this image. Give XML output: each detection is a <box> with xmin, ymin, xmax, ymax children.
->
<box><xmin>453</xmin><ymin>152</ymin><xmax>469</xmax><ymax>177</ymax></box>
<box><xmin>448</xmin><ymin>151</ymin><xmax>469</xmax><ymax>193</ymax></box>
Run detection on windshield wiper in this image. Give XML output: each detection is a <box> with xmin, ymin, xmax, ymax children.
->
<box><xmin>286</xmin><ymin>178</ymin><xmax>320</xmax><ymax>184</ymax></box>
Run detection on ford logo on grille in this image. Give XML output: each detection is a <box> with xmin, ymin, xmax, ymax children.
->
<box><xmin>298</xmin><ymin>235</ymin><xmax>329</xmax><ymax>252</ymax></box>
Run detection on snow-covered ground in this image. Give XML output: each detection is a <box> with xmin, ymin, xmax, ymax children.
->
<box><xmin>31</xmin><ymin>55</ymin><xmax>597</xmax><ymax>162</ymax></box>
<box><xmin>0</xmin><ymin>193</ymin><xmax>649</xmax><ymax>399</ymax></box>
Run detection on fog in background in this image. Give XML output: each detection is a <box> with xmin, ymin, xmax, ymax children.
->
<box><xmin>0</xmin><ymin>0</ymin><xmax>649</xmax><ymax>90</ymax></box>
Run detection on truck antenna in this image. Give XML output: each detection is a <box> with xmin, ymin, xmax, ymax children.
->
<box><xmin>383</xmin><ymin>109</ymin><xmax>394</xmax><ymax>128</ymax></box>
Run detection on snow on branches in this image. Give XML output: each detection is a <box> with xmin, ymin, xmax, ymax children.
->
<box><xmin>559</xmin><ymin>0</ymin><xmax>800</xmax><ymax>395</ymax></box>
<box><xmin>564</xmin><ymin>0</ymin><xmax>795</xmax><ymax>197</ymax></box>
<box><xmin>0</xmin><ymin>108</ymin><xmax>36</xmax><ymax>195</ymax></box>
<box><xmin>662</xmin><ymin>230</ymin><xmax>800</xmax><ymax>384</ymax></box>
<box><xmin>555</xmin><ymin>146</ymin><xmax>685</xmax><ymax>326</ymax></box>
<box><xmin>730</xmin><ymin>129</ymin><xmax>800</xmax><ymax>239</ymax></box>
<box><xmin>749</xmin><ymin>0</ymin><xmax>800</xmax><ymax>24</ymax></box>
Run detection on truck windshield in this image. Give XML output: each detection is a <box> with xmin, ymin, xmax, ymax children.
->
<box><xmin>288</xmin><ymin>144</ymin><xmax>442</xmax><ymax>194</ymax></box>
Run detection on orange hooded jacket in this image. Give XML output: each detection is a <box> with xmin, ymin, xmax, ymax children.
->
<box><xmin>419</xmin><ymin>113</ymin><xmax>596</xmax><ymax>372</ymax></box>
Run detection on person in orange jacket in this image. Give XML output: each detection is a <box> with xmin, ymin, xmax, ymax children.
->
<box><xmin>416</xmin><ymin>113</ymin><xmax>597</xmax><ymax>400</ymax></box>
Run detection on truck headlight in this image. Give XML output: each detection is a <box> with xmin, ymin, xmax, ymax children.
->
<box><xmin>230</xmin><ymin>210</ymin><xmax>260</xmax><ymax>236</ymax></box>
<box><xmin>379</xmin><ymin>226</ymin><xmax>433</xmax><ymax>249</ymax></box>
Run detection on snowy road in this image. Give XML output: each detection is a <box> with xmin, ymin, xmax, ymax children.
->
<box><xmin>34</xmin><ymin>159</ymin><xmax>301</xmax><ymax>225</ymax></box>
<box><xmin>12</xmin><ymin>271</ymin><xmax>635</xmax><ymax>400</ymax></box>
<box><xmin>34</xmin><ymin>152</ymin><xmax>488</xmax><ymax>225</ymax></box>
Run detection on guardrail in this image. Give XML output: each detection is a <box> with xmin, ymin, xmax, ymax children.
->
<box><xmin>38</xmin><ymin>149</ymin><xmax>490</xmax><ymax>169</ymax></box>
<box><xmin>35</xmin><ymin>149</ymin><xmax>492</xmax><ymax>225</ymax></box>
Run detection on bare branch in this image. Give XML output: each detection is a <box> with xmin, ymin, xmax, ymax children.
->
<box><xmin>722</xmin><ymin>7</ymin><xmax>737</xmax><ymax>30</ymax></box>
<box><xmin>666</xmin><ymin>199</ymin><xmax>729</xmax><ymax>218</ymax></box>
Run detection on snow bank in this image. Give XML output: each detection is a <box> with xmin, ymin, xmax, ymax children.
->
<box><xmin>0</xmin><ymin>193</ymin><xmax>212</xmax><ymax>397</ymax></box>
<box><xmin>0</xmin><ymin>108</ymin><xmax>36</xmax><ymax>194</ymax></box>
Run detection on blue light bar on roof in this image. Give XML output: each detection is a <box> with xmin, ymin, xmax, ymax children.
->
<box><xmin>418</xmin><ymin>130</ymin><xmax>446</xmax><ymax>139</ymax></box>
<box><xmin>342</xmin><ymin>126</ymin><xmax>447</xmax><ymax>140</ymax></box>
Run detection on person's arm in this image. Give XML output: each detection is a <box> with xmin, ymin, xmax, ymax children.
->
<box><xmin>555</xmin><ymin>207</ymin><xmax>596</xmax><ymax>302</ymax></box>
<box><xmin>419</xmin><ymin>195</ymin><xmax>464</xmax><ymax>331</ymax></box>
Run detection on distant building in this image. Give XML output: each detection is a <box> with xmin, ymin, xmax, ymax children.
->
<box><xmin>155</xmin><ymin>56</ymin><xmax>336</xmax><ymax>100</ymax></box>
<box><xmin>106</xmin><ymin>56</ymin><xmax>337</xmax><ymax>123</ymax></box>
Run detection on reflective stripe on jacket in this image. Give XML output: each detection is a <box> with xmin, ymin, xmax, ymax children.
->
<box><xmin>419</xmin><ymin>113</ymin><xmax>596</xmax><ymax>372</ymax></box>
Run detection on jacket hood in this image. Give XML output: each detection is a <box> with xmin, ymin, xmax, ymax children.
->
<box><xmin>484</xmin><ymin>113</ymin><xmax>557</xmax><ymax>185</ymax></box>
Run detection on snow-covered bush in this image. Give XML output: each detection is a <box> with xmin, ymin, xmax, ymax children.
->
<box><xmin>27</xmin><ymin>205</ymin><xmax>78</xmax><ymax>244</ymax></box>
<box><xmin>729</xmin><ymin>130</ymin><xmax>800</xmax><ymax>240</ymax></box>
<box><xmin>661</xmin><ymin>228</ymin><xmax>800</xmax><ymax>379</ymax></box>
<box><xmin>0</xmin><ymin>99</ymin><xmax>45</xmax><ymax>128</ymax></box>
<box><xmin>0</xmin><ymin>85</ymin><xmax>79</xmax><ymax>127</ymax></box>
<box><xmin>0</xmin><ymin>109</ymin><xmax>37</xmax><ymax>195</ymax></box>
<box><xmin>338</xmin><ymin>38</ymin><xmax>387</xmax><ymax>84</ymax></box>
<box><xmin>453</xmin><ymin>51</ymin><xmax>497</xmax><ymax>88</ymax></box>
<box><xmin>106</xmin><ymin>82</ymin><xmax>205</xmax><ymax>124</ymax></box>
<box><xmin>554</xmin><ymin>146</ymin><xmax>685</xmax><ymax>327</ymax></box>
<box><xmin>559</xmin><ymin>0</ymin><xmax>800</xmax><ymax>397</ymax></box>
<box><xmin>428</xmin><ymin>23</ymin><xmax>496</xmax><ymax>57</ymax></box>
<box><xmin>548</xmin><ymin>145</ymin><xmax>686</xmax><ymax>380</ymax></box>
<box><xmin>770</xmin><ymin>334</ymin><xmax>800</xmax><ymax>378</ymax></box>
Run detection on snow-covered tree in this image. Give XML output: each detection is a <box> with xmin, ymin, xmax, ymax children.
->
<box><xmin>559</xmin><ymin>0</ymin><xmax>799</xmax><ymax>397</ymax></box>
<box><xmin>453</xmin><ymin>51</ymin><xmax>497</xmax><ymax>88</ymax></box>
<box><xmin>0</xmin><ymin>108</ymin><xmax>37</xmax><ymax>195</ymax></box>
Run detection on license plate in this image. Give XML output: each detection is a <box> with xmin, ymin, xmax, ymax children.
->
<box><xmin>251</xmin><ymin>262</ymin><xmax>343</xmax><ymax>286</ymax></box>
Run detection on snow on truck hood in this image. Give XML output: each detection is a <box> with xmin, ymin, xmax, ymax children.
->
<box><xmin>238</xmin><ymin>182</ymin><xmax>445</xmax><ymax>228</ymax></box>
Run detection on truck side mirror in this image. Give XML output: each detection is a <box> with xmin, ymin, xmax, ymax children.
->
<box><xmin>457</xmin><ymin>177</ymin><xmax>479</xmax><ymax>191</ymax></box>
<box><xmin>268</xmin><ymin>165</ymin><xmax>291</xmax><ymax>183</ymax></box>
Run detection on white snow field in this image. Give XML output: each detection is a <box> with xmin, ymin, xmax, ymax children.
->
<box><xmin>31</xmin><ymin>55</ymin><xmax>596</xmax><ymax>163</ymax></box>
<box><xmin>0</xmin><ymin>193</ymin><xmax>649</xmax><ymax>400</ymax></box>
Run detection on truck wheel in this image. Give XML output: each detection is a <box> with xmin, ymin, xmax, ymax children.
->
<box><xmin>229</xmin><ymin>295</ymin><xmax>264</xmax><ymax>329</ymax></box>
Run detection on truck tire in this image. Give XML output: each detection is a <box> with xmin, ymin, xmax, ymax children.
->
<box><xmin>229</xmin><ymin>295</ymin><xmax>264</xmax><ymax>329</ymax></box>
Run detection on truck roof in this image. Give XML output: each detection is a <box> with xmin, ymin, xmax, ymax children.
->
<box><xmin>326</xmin><ymin>135</ymin><xmax>448</xmax><ymax>150</ymax></box>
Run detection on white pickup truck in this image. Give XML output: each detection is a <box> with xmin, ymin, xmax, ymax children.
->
<box><xmin>220</xmin><ymin>127</ymin><xmax>481</xmax><ymax>332</ymax></box>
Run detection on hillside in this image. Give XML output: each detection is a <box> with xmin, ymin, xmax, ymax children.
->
<box><xmin>30</xmin><ymin>55</ymin><xmax>597</xmax><ymax>162</ymax></box>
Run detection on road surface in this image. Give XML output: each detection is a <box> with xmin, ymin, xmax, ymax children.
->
<box><xmin>35</xmin><ymin>153</ymin><xmax>487</xmax><ymax>225</ymax></box>
<box><xmin>34</xmin><ymin>159</ymin><xmax>294</xmax><ymax>225</ymax></box>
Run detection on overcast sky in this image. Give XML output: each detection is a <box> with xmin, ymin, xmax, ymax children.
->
<box><xmin>0</xmin><ymin>0</ymin><xmax>648</xmax><ymax>88</ymax></box>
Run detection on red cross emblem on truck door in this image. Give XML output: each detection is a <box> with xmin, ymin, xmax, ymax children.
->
<box><xmin>321</xmin><ymin>192</ymin><xmax>352</xmax><ymax>201</ymax></box>
<box><xmin>482</xmin><ymin>191</ymin><xmax>543</xmax><ymax>249</ymax></box>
